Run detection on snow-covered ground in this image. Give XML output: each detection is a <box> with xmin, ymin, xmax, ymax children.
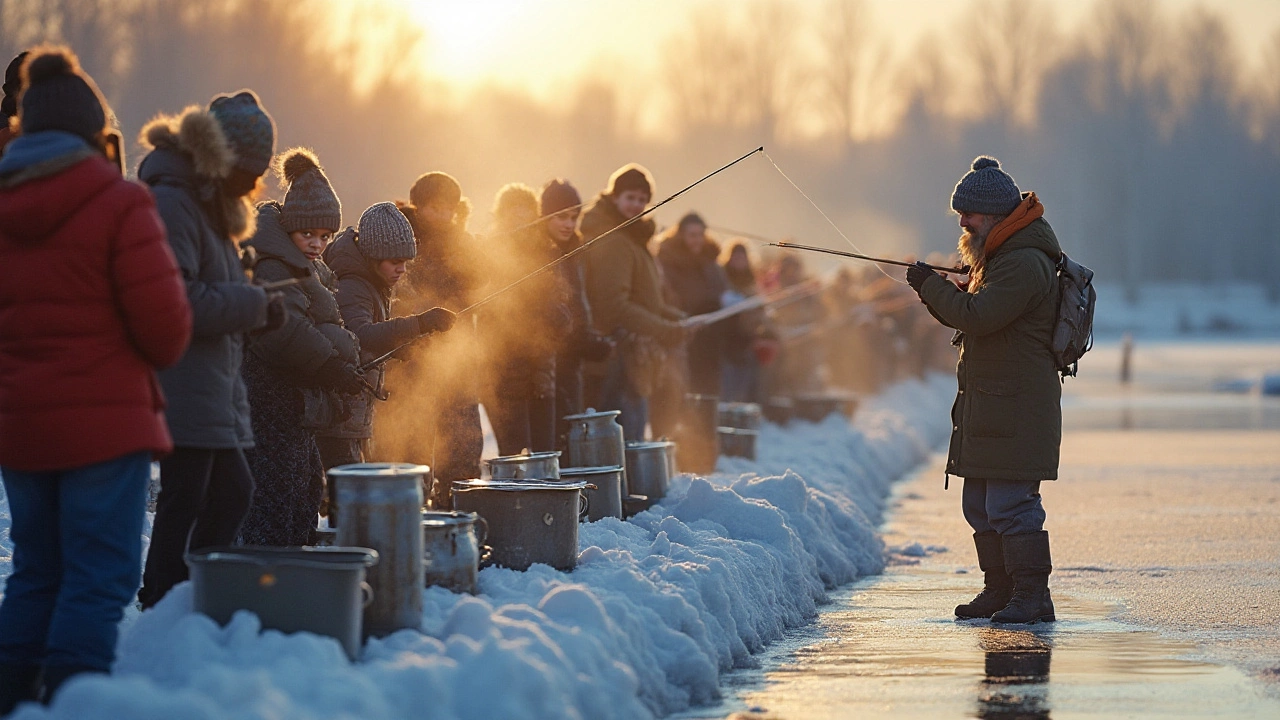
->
<box><xmin>0</xmin><ymin>374</ymin><xmax>952</xmax><ymax>719</ymax></box>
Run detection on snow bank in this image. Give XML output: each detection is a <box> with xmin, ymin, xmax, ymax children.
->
<box><xmin>0</xmin><ymin>374</ymin><xmax>952</xmax><ymax>719</ymax></box>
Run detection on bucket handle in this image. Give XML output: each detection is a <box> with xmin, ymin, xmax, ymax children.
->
<box><xmin>360</xmin><ymin>581</ymin><xmax>374</xmax><ymax>609</ymax></box>
<box><xmin>474</xmin><ymin>515</ymin><xmax>489</xmax><ymax>547</ymax></box>
<box><xmin>578</xmin><ymin>491</ymin><xmax>590</xmax><ymax>519</ymax></box>
<box><xmin>479</xmin><ymin>544</ymin><xmax>492</xmax><ymax>564</ymax></box>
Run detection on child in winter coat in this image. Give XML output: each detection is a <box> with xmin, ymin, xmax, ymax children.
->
<box><xmin>0</xmin><ymin>48</ymin><xmax>192</xmax><ymax>709</ymax></box>
<box><xmin>238</xmin><ymin>149</ymin><xmax>362</xmax><ymax>547</ymax></box>
<box><xmin>318</xmin><ymin>202</ymin><xmax>456</xmax><ymax>471</ymax></box>
<box><xmin>137</xmin><ymin>90</ymin><xmax>279</xmax><ymax>609</ymax></box>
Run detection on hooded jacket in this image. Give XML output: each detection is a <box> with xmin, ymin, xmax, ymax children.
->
<box><xmin>580</xmin><ymin>194</ymin><xmax>684</xmax><ymax>344</ymax></box>
<box><xmin>918</xmin><ymin>194</ymin><xmax>1062</xmax><ymax>481</ymax></box>
<box><xmin>0</xmin><ymin>131</ymin><xmax>192</xmax><ymax>471</ymax></box>
<box><xmin>138</xmin><ymin>107</ymin><xmax>270</xmax><ymax>449</ymax></box>
<box><xmin>243</xmin><ymin>202</ymin><xmax>357</xmax><ymax>376</ymax></box>
<box><xmin>321</xmin><ymin>228</ymin><xmax>422</xmax><ymax>438</ymax></box>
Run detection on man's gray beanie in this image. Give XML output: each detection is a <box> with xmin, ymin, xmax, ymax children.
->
<box><xmin>951</xmin><ymin>156</ymin><xmax>1022</xmax><ymax>215</ymax></box>
<box><xmin>277</xmin><ymin>148</ymin><xmax>341</xmax><ymax>232</ymax></box>
<box><xmin>357</xmin><ymin>202</ymin><xmax>417</xmax><ymax>260</ymax></box>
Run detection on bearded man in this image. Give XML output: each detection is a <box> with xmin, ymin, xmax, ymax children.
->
<box><xmin>906</xmin><ymin>156</ymin><xmax>1062</xmax><ymax>624</ymax></box>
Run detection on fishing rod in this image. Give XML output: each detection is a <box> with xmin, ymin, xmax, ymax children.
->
<box><xmin>358</xmin><ymin>146</ymin><xmax>766</xmax><ymax>372</ymax></box>
<box><xmin>770</xmin><ymin>242</ymin><xmax>967</xmax><ymax>275</ymax></box>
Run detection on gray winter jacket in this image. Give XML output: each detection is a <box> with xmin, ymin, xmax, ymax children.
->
<box><xmin>320</xmin><ymin>228</ymin><xmax>422</xmax><ymax>438</ymax></box>
<box><xmin>138</xmin><ymin>108</ymin><xmax>268</xmax><ymax>449</ymax></box>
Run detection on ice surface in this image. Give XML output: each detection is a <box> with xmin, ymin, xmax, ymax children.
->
<box><xmin>0</xmin><ymin>374</ymin><xmax>953</xmax><ymax>719</ymax></box>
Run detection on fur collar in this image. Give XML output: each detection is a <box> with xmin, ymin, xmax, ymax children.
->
<box><xmin>139</xmin><ymin>106</ymin><xmax>256</xmax><ymax>241</ymax></box>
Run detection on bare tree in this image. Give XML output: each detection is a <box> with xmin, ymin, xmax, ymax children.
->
<box><xmin>963</xmin><ymin>0</ymin><xmax>1057</xmax><ymax>128</ymax></box>
<box><xmin>817</xmin><ymin>0</ymin><xmax>891</xmax><ymax>147</ymax></box>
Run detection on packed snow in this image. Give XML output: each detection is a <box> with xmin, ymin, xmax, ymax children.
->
<box><xmin>0</xmin><ymin>374</ymin><xmax>952</xmax><ymax>719</ymax></box>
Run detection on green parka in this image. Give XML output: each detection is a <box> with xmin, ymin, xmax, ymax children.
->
<box><xmin>918</xmin><ymin>215</ymin><xmax>1062</xmax><ymax>481</ymax></box>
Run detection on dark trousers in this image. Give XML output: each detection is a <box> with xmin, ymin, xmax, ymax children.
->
<box><xmin>139</xmin><ymin>447</ymin><xmax>254</xmax><ymax>609</ymax></box>
<box><xmin>599</xmin><ymin>354</ymin><xmax>649</xmax><ymax>443</ymax></box>
<box><xmin>316</xmin><ymin>436</ymin><xmax>366</xmax><ymax>470</ymax></box>
<box><xmin>962</xmin><ymin>478</ymin><xmax>1046</xmax><ymax>536</ymax></box>
<box><xmin>0</xmin><ymin>451</ymin><xmax>151</xmax><ymax>671</ymax></box>
<box><xmin>554</xmin><ymin>355</ymin><xmax>584</xmax><ymax>452</ymax></box>
<box><xmin>489</xmin><ymin>396</ymin><xmax>557</xmax><ymax>456</ymax></box>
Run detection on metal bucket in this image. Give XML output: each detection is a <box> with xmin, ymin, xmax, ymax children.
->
<box><xmin>485</xmin><ymin>451</ymin><xmax>561</xmax><ymax>480</ymax></box>
<box><xmin>565</xmin><ymin>409</ymin><xmax>629</xmax><ymax>493</ymax></box>
<box><xmin>329</xmin><ymin>463</ymin><xmax>427</xmax><ymax>638</ymax></box>
<box><xmin>717</xmin><ymin>402</ymin><xmax>762</xmax><ymax>431</ymax></box>
<box><xmin>451</xmin><ymin>479</ymin><xmax>589</xmax><ymax>571</ymax></box>
<box><xmin>717</xmin><ymin>427</ymin><xmax>759</xmax><ymax>460</ymax></box>
<box><xmin>625</xmin><ymin>441</ymin><xmax>671</xmax><ymax>503</ymax></box>
<box><xmin>422</xmin><ymin>511</ymin><xmax>488</xmax><ymax>595</ymax></box>
<box><xmin>678</xmin><ymin>394</ymin><xmax>720</xmax><ymax>474</ymax></box>
<box><xmin>187</xmin><ymin>546</ymin><xmax>377</xmax><ymax>660</ymax></box>
<box><xmin>559</xmin><ymin>466</ymin><xmax>623</xmax><ymax>521</ymax></box>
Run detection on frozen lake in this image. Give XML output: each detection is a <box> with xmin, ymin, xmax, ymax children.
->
<box><xmin>678</xmin><ymin>339</ymin><xmax>1280</xmax><ymax>719</ymax></box>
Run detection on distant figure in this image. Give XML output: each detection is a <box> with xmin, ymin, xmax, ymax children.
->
<box><xmin>657</xmin><ymin>212</ymin><xmax>727</xmax><ymax>396</ymax></box>
<box><xmin>1119</xmin><ymin>332</ymin><xmax>1133</xmax><ymax>385</ymax></box>
<box><xmin>906</xmin><ymin>156</ymin><xmax>1062</xmax><ymax>625</ymax></box>
<box><xmin>0</xmin><ymin>51</ymin><xmax>29</xmax><ymax>154</ymax></box>
<box><xmin>0</xmin><ymin>47</ymin><xmax>191</xmax><ymax>707</ymax></box>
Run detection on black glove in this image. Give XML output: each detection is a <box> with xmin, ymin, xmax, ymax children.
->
<box><xmin>261</xmin><ymin>292</ymin><xmax>287</xmax><ymax>332</ymax></box>
<box><xmin>581</xmin><ymin>330</ymin><xmax>615</xmax><ymax>362</ymax></box>
<box><xmin>415</xmin><ymin>307</ymin><xmax>457</xmax><ymax>335</ymax></box>
<box><xmin>313</xmin><ymin>357</ymin><xmax>365</xmax><ymax>395</ymax></box>
<box><xmin>906</xmin><ymin>261</ymin><xmax>934</xmax><ymax>293</ymax></box>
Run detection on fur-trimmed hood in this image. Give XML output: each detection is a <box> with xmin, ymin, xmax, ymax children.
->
<box><xmin>137</xmin><ymin>106</ymin><xmax>255</xmax><ymax>241</ymax></box>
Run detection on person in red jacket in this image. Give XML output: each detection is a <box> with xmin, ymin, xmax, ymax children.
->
<box><xmin>0</xmin><ymin>48</ymin><xmax>192</xmax><ymax>710</ymax></box>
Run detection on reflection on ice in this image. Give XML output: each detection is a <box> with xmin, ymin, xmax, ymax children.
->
<box><xmin>977</xmin><ymin>628</ymin><xmax>1052</xmax><ymax>720</ymax></box>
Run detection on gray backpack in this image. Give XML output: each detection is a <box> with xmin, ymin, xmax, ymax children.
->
<box><xmin>1050</xmin><ymin>252</ymin><xmax>1096</xmax><ymax>379</ymax></box>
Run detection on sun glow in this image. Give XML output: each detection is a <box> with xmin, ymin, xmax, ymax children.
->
<box><xmin>397</xmin><ymin>0</ymin><xmax>539</xmax><ymax>86</ymax></box>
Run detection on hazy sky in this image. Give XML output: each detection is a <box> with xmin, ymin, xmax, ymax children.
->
<box><xmin>395</xmin><ymin>0</ymin><xmax>1280</xmax><ymax>98</ymax></box>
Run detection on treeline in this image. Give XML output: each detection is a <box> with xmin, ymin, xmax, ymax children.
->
<box><xmin>4</xmin><ymin>0</ymin><xmax>1279</xmax><ymax>298</ymax></box>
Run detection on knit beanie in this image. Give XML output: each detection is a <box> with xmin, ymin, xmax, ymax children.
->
<box><xmin>606</xmin><ymin>163</ymin><xmax>653</xmax><ymax>198</ymax></box>
<box><xmin>17</xmin><ymin>47</ymin><xmax>109</xmax><ymax>145</ymax></box>
<box><xmin>276</xmin><ymin>148</ymin><xmax>341</xmax><ymax>232</ymax></box>
<box><xmin>540</xmin><ymin>178</ymin><xmax>581</xmax><ymax>216</ymax></box>
<box><xmin>2</xmin><ymin>51</ymin><xmax>28</xmax><ymax>119</ymax></box>
<box><xmin>950</xmin><ymin>156</ymin><xmax>1021</xmax><ymax>215</ymax></box>
<box><xmin>208</xmin><ymin>90</ymin><xmax>275</xmax><ymax>176</ymax></box>
<box><xmin>357</xmin><ymin>201</ymin><xmax>417</xmax><ymax>260</ymax></box>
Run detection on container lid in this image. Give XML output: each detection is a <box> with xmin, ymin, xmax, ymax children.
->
<box><xmin>717</xmin><ymin>402</ymin><xmax>762</xmax><ymax>412</ymax></box>
<box><xmin>486</xmin><ymin>451</ymin><xmax>561</xmax><ymax>465</ymax></box>
<box><xmin>327</xmin><ymin>462</ymin><xmax>430</xmax><ymax>478</ymax></box>
<box><xmin>563</xmin><ymin>407</ymin><xmax>621</xmax><ymax>421</ymax></box>
<box><xmin>559</xmin><ymin>465</ymin><xmax>623</xmax><ymax>476</ymax></box>
<box><xmin>186</xmin><ymin>545</ymin><xmax>379</xmax><ymax>568</ymax></box>
<box><xmin>625</xmin><ymin>441</ymin><xmax>669</xmax><ymax>451</ymax></box>
<box><xmin>422</xmin><ymin>510</ymin><xmax>480</xmax><ymax>527</ymax></box>
<box><xmin>452</xmin><ymin>479</ymin><xmax>590</xmax><ymax>491</ymax></box>
<box><xmin>717</xmin><ymin>426</ymin><xmax>760</xmax><ymax>436</ymax></box>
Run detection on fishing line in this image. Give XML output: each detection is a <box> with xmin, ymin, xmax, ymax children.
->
<box><xmin>761</xmin><ymin>151</ymin><xmax>904</xmax><ymax>284</ymax></box>
<box><xmin>359</xmin><ymin>146</ymin><xmax>765</xmax><ymax>372</ymax></box>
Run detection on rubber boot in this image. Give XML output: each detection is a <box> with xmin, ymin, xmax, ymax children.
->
<box><xmin>955</xmin><ymin>531</ymin><xmax>1013</xmax><ymax>619</ymax></box>
<box><xmin>991</xmin><ymin>530</ymin><xmax>1056</xmax><ymax>624</ymax></box>
<box><xmin>0</xmin><ymin>663</ymin><xmax>41</xmax><ymax>715</ymax></box>
<box><xmin>39</xmin><ymin>665</ymin><xmax>104</xmax><ymax>706</ymax></box>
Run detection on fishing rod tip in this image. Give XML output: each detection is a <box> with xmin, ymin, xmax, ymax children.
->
<box><xmin>756</xmin><ymin>146</ymin><xmax>765</xmax><ymax>152</ymax></box>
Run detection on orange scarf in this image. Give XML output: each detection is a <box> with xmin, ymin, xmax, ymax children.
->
<box><xmin>969</xmin><ymin>192</ymin><xmax>1043</xmax><ymax>291</ymax></box>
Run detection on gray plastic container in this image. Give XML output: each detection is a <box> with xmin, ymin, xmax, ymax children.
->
<box><xmin>452</xmin><ymin>479</ymin><xmax>589</xmax><ymax>571</ymax></box>
<box><xmin>559</xmin><ymin>466</ymin><xmax>623</xmax><ymax>521</ymax></box>
<box><xmin>625</xmin><ymin>441</ymin><xmax>671</xmax><ymax>502</ymax></box>
<box><xmin>187</xmin><ymin>546</ymin><xmax>377</xmax><ymax>660</ymax></box>
<box><xmin>717</xmin><ymin>427</ymin><xmax>759</xmax><ymax>460</ymax></box>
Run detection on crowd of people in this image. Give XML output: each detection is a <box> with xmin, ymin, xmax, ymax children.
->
<box><xmin>0</xmin><ymin>46</ymin><xmax>954</xmax><ymax>709</ymax></box>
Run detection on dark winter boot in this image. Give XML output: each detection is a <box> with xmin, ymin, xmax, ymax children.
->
<box><xmin>39</xmin><ymin>665</ymin><xmax>104</xmax><ymax>705</ymax></box>
<box><xmin>991</xmin><ymin>531</ymin><xmax>1056</xmax><ymax>624</ymax></box>
<box><xmin>0</xmin><ymin>663</ymin><xmax>41</xmax><ymax>715</ymax></box>
<box><xmin>955</xmin><ymin>531</ymin><xmax>1013</xmax><ymax>619</ymax></box>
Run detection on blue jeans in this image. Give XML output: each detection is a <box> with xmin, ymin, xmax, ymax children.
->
<box><xmin>0</xmin><ymin>451</ymin><xmax>151</xmax><ymax>671</ymax></box>
<box><xmin>962</xmin><ymin>478</ymin><xmax>1046</xmax><ymax>536</ymax></box>
<box><xmin>599</xmin><ymin>355</ymin><xmax>649</xmax><ymax>443</ymax></box>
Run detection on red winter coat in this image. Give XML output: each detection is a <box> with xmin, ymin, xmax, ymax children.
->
<box><xmin>0</xmin><ymin>152</ymin><xmax>192</xmax><ymax>471</ymax></box>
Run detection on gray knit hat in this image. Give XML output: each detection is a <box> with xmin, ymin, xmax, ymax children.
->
<box><xmin>208</xmin><ymin>90</ymin><xmax>275</xmax><ymax>176</ymax></box>
<box><xmin>276</xmin><ymin>148</ymin><xmax>341</xmax><ymax>232</ymax></box>
<box><xmin>357</xmin><ymin>202</ymin><xmax>417</xmax><ymax>260</ymax></box>
<box><xmin>951</xmin><ymin>156</ymin><xmax>1021</xmax><ymax>215</ymax></box>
